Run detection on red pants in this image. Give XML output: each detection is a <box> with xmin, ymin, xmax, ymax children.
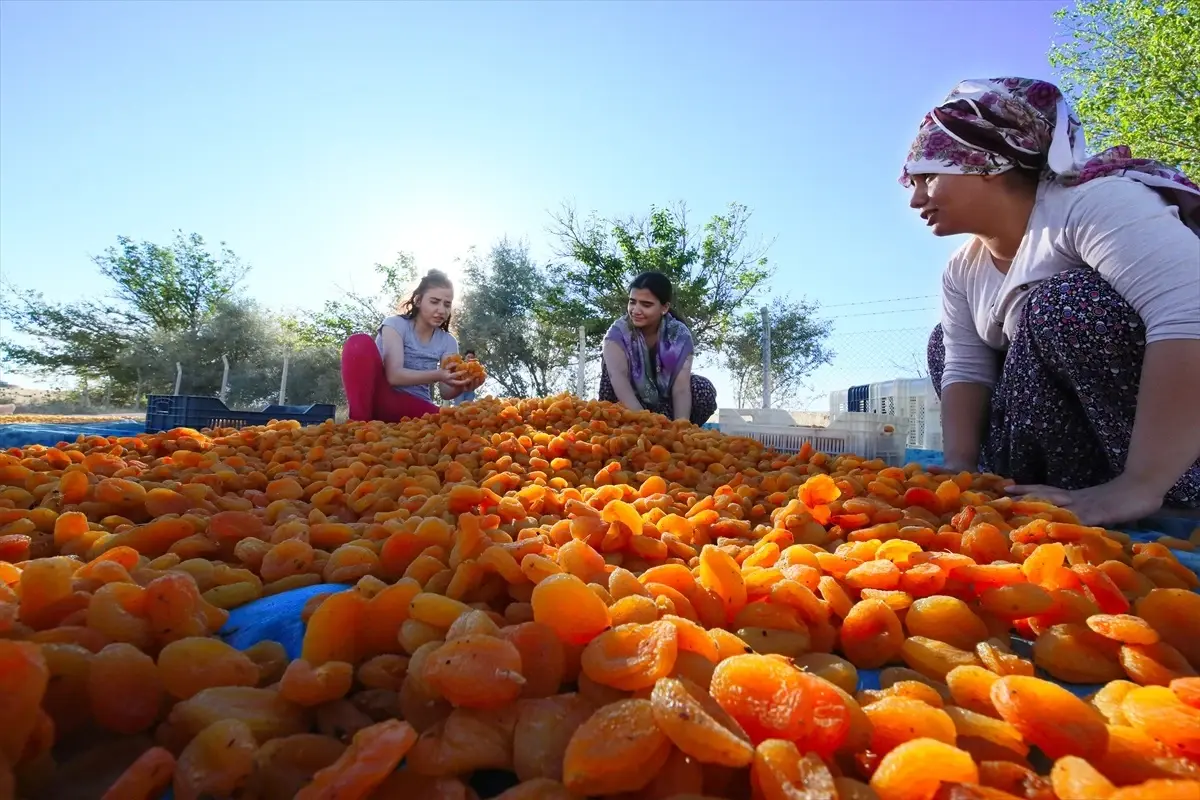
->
<box><xmin>341</xmin><ymin>334</ymin><xmax>439</xmax><ymax>422</ymax></box>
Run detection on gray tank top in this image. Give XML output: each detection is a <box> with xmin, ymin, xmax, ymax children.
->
<box><xmin>376</xmin><ymin>315</ymin><xmax>459</xmax><ymax>403</ymax></box>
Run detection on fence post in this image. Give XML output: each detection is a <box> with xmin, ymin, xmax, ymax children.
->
<box><xmin>279</xmin><ymin>354</ymin><xmax>290</xmax><ymax>405</ymax></box>
<box><xmin>576</xmin><ymin>326</ymin><xmax>587</xmax><ymax>397</ymax></box>
<box><xmin>220</xmin><ymin>355</ymin><xmax>230</xmax><ymax>402</ymax></box>
<box><xmin>174</xmin><ymin>363</ymin><xmax>183</xmax><ymax>396</ymax></box>
<box><xmin>761</xmin><ymin>306</ymin><xmax>772</xmax><ymax>409</ymax></box>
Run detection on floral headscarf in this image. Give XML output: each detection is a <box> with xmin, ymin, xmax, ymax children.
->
<box><xmin>900</xmin><ymin>77</ymin><xmax>1200</xmax><ymax>234</ymax></box>
<box><xmin>605</xmin><ymin>314</ymin><xmax>694</xmax><ymax>411</ymax></box>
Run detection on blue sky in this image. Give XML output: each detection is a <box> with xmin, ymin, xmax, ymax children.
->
<box><xmin>0</xmin><ymin>0</ymin><xmax>1067</xmax><ymax>408</ymax></box>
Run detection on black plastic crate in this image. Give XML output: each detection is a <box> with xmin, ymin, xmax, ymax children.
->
<box><xmin>145</xmin><ymin>395</ymin><xmax>336</xmax><ymax>434</ymax></box>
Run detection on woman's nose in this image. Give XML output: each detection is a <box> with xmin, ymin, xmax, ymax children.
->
<box><xmin>909</xmin><ymin>186</ymin><xmax>927</xmax><ymax>209</ymax></box>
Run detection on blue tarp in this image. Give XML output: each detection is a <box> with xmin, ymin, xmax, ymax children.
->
<box><xmin>0</xmin><ymin>420</ymin><xmax>145</xmax><ymax>449</ymax></box>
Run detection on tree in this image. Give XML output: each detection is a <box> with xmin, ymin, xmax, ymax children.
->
<box><xmin>455</xmin><ymin>240</ymin><xmax>576</xmax><ymax>398</ymax></box>
<box><xmin>95</xmin><ymin>232</ymin><xmax>247</xmax><ymax>334</ymax></box>
<box><xmin>124</xmin><ymin>300</ymin><xmax>277</xmax><ymax>403</ymax></box>
<box><xmin>285</xmin><ymin>253</ymin><xmax>417</xmax><ymax>349</ymax></box>
<box><xmin>545</xmin><ymin>202</ymin><xmax>771</xmax><ymax>352</ymax></box>
<box><xmin>1</xmin><ymin>289</ymin><xmax>147</xmax><ymax>392</ymax></box>
<box><xmin>1</xmin><ymin>231</ymin><xmax>246</xmax><ymax>399</ymax></box>
<box><xmin>723</xmin><ymin>298</ymin><xmax>834</xmax><ymax>409</ymax></box>
<box><xmin>545</xmin><ymin>201</ymin><xmax>830</xmax><ymax>403</ymax></box>
<box><xmin>1050</xmin><ymin>0</ymin><xmax>1200</xmax><ymax>177</ymax></box>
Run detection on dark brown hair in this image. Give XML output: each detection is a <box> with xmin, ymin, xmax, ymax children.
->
<box><xmin>401</xmin><ymin>269</ymin><xmax>454</xmax><ymax>332</ymax></box>
<box><xmin>629</xmin><ymin>271</ymin><xmax>688</xmax><ymax>325</ymax></box>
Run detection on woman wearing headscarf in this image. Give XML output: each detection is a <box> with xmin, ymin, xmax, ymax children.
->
<box><xmin>599</xmin><ymin>271</ymin><xmax>718</xmax><ymax>426</ymax></box>
<box><xmin>903</xmin><ymin>77</ymin><xmax>1200</xmax><ymax>526</ymax></box>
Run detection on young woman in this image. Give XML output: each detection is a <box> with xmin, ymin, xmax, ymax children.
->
<box><xmin>341</xmin><ymin>269</ymin><xmax>483</xmax><ymax>422</ymax></box>
<box><xmin>902</xmin><ymin>77</ymin><xmax>1200</xmax><ymax>526</ymax></box>
<box><xmin>599</xmin><ymin>272</ymin><xmax>718</xmax><ymax>426</ymax></box>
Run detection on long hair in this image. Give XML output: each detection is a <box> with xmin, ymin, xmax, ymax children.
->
<box><xmin>400</xmin><ymin>269</ymin><xmax>454</xmax><ymax>332</ymax></box>
<box><xmin>629</xmin><ymin>271</ymin><xmax>688</xmax><ymax>326</ymax></box>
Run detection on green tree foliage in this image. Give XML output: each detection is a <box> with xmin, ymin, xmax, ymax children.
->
<box><xmin>285</xmin><ymin>253</ymin><xmax>417</xmax><ymax>349</ymax></box>
<box><xmin>546</xmin><ymin>202</ymin><xmax>771</xmax><ymax>351</ymax></box>
<box><xmin>723</xmin><ymin>298</ymin><xmax>834</xmax><ymax>409</ymax></box>
<box><xmin>1050</xmin><ymin>0</ymin><xmax>1200</xmax><ymax>176</ymax></box>
<box><xmin>2</xmin><ymin>231</ymin><xmax>246</xmax><ymax>400</ymax></box>
<box><xmin>546</xmin><ymin>201</ymin><xmax>830</xmax><ymax>402</ymax></box>
<box><xmin>455</xmin><ymin>240</ymin><xmax>576</xmax><ymax>398</ymax></box>
<box><xmin>95</xmin><ymin>232</ymin><xmax>247</xmax><ymax>334</ymax></box>
<box><xmin>124</xmin><ymin>300</ymin><xmax>277</xmax><ymax>404</ymax></box>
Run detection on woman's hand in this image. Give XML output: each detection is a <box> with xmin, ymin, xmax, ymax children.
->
<box><xmin>1006</xmin><ymin>474</ymin><xmax>1164</xmax><ymax>527</ymax></box>
<box><xmin>436</xmin><ymin>369</ymin><xmax>470</xmax><ymax>388</ymax></box>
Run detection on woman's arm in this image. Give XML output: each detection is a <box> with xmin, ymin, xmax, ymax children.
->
<box><xmin>939</xmin><ymin>262</ymin><xmax>999</xmax><ymax>472</ymax></box>
<box><xmin>941</xmin><ymin>383</ymin><xmax>991</xmax><ymax>472</ymax></box>
<box><xmin>603</xmin><ymin>341</ymin><xmax>644</xmax><ymax>411</ymax></box>
<box><xmin>380</xmin><ymin>326</ymin><xmax>452</xmax><ymax>389</ymax></box>
<box><xmin>671</xmin><ymin>356</ymin><xmax>694</xmax><ymax>422</ymax></box>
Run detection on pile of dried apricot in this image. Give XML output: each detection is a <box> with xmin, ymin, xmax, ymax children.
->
<box><xmin>442</xmin><ymin>355</ymin><xmax>487</xmax><ymax>386</ymax></box>
<box><xmin>1</xmin><ymin>394</ymin><xmax>1199</xmax><ymax>800</ymax></box>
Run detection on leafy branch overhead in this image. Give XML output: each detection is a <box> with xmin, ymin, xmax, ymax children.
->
<box><xmin>1050</xmin><ymin>0</ymin><xmax>1200</xmax><ymax>176</ymax></box>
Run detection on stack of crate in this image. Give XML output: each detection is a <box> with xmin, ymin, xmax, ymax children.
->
<box><xmin>828</xmin><ymin>378</ymin><xmax>942</xmax><ymax>451</ymax></box>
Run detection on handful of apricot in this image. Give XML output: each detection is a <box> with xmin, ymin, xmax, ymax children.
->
<box><xmin>441</xmin><ymin>353</ymin><xmax>487</xmax><ymax>385</ymax></box>
<box><xmin>0</xmin><ymin>394</ymin><xmax>1198</xmax><ymax>799</ymax></box>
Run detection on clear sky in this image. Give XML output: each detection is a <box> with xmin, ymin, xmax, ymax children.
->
<box><xmin>0</xmin><ymin>0</ymin><xmax>1067</xmax><ymax>409</ymax></box>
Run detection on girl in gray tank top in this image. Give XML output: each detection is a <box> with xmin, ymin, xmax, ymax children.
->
<box><xmin>342</xmin><ymin>270</ymin><xmax>482</xmax><ymax>421</ymax></box>
<box><xmin>373</xmin><ymin>270</ymin><xmax>476</xmax><ymax>405</ymax></box>
<box><xmin>375</xmin><ymin>315</ymin><xmax>458</xmax><ymax>403</ymax></box>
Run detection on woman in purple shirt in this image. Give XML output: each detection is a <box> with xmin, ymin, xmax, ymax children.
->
<box><xmin>599</xmin><ymin>272</ymin><xmax>718</xmax><ymax>426</ymax></box>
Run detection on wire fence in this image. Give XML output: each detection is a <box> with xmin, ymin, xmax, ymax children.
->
<box><xmin>798</xmin><ymin>326</ymin><xmax>933</xmax><ymax>412</ymax></box>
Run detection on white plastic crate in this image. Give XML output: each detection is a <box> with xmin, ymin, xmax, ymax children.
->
<box><xmin>718</xmin><ymin>409</ymin><xmax>908</xmax><ymax>466</ymax></box>
<box><xmin>829</xmin><ymin>378</ymin><xmax>941</xmax><ymax>450</ymax></box>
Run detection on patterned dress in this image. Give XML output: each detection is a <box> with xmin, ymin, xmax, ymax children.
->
<box><xmin>599</xmin><ymin>360</ymin><xmax>718</xmax><ymax>427</ymax></box>
<box><xmin>927</xmin><ymin>269</ymin><xmax>1200</xmax><ymax>508</ymax></box>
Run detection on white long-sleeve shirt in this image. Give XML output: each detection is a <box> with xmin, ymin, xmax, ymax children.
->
<box><xmin>941</xmin><ymin>176</ymin><xmax>1200</xmax><ymax>390</ymax></box>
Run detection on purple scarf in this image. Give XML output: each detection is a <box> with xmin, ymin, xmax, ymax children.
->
<box><xmin>900</xmin><ymin>77</ymin><xmax>1200</xmax><ymax>235</ymax></box>
<box><xmin>605</xmin><ymin>314</ymin><xmax>694</xmax><ymax>409</ymax></box>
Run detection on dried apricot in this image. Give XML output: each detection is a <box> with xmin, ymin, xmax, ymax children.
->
<box><xmin>863</xmin><ymin>696</ymin><xmax>956</xmax><ymax>754</ymax></box>
<box><xmin>906</xmin><ymin>596</ymin><xmax>990</xmax><ymax>652</ymax></box>
<box><xmin>157</xmin><ymin>637</ymin><xmax>259</xmax><ymax>700</ymax></box>
<box><xmin>991</xmin><ymin>676</ymin><xmax>1108</xmax><ymax>760</ymax></box>
<box><xmin>651</xmin><ymin>677</ymin><xmax>754</xmax><ymax>767</ymax></box>
<box><xmin>840</xmin><ymin>598</ymin><xmax>904</xmax><ymax>669</ymax></box>
<box><xmin>1049</xmin><ymin>755</ymin><xmax>1116</xmax><ymax>800</ymax></box>
<box><xmin>295</xmin><ymin>719</ymin><xmax>416</xmax><ymax>799</ymax></box>
<box><xmin>562</xmin><ymin>699</ymin><xmax>672</xmax><ymax>795</ymax></box>
<box><xmin>531</xmin><ymin>573</ymin><xmax>612</xmax><ymax>646</ymax></box>
<box><xmin>870</xmin><ymin>738</ymin><xmax>979</xmax><ymax>800</ymax></box>
<box><xmin>423</xmin><ymin>635</ymin><xmax>525</xmax><ymax>708</ymax></box>
<box><xmin>173</xmin><ymin>718</ymin><xmax>257</xmax><ymax>800</ymax></box>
